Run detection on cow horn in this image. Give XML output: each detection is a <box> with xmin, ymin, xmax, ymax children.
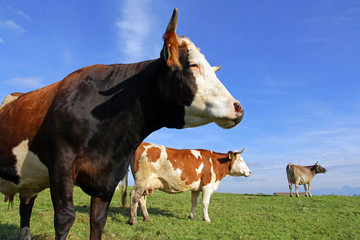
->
<box><xmin>235</xmin><ymin>147</ymin><xmax>245</xmax><ymax>155</ymax></box>
<box><xmin>212</xmin><ymin>65</ymin><xmax>222</xmax><ymax>73</ymax></box>
<box><xmin>239</xmin><ymin>147</ymin><xmax>245</xmax><ymax>154</ymax></box>
<box><xmin>166</xmin><ymin>8</ymin><xmax>178</xmax><ymax>33</ymax></box>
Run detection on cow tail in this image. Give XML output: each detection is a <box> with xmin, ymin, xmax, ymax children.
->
<box><xmin>286</xmin><ymin>163</ymin><xmax>295</xmax><ymax>183</ymax></box>
<box><xmin>121</xmin><ymin>171</ymin><xmax>128</xmax><ymax>210</ymax></box>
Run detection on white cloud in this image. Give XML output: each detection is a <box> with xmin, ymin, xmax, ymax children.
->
<box><xmin>6</xmin><ymin>77</ymin><xmax>44</xmax><ymax>89</ymax></box>
<box><xmin>12</xmin><ymin>9</ymin><xmax>31</xmax><ymax>22</ymax></box>
<box><xmin>116</xmin><ymin>0</ymin><xmax>161</xmax><ymax>63</ymax></box>
<box><xmin>0</xmin><ymin>19</ymin><xmax>26</xmax><ymax>33</ymax></box>
<box><xmin>0</xmin><ymin>37</ymin><xmax>4</xmax><ymax>43</ymax></box>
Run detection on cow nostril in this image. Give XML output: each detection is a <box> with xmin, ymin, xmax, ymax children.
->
<box><xmin>234</xmin><ymin>102</ymin><xmax>242</xmax><ymax>114</ymax></box>
<box><xmin>249</xmin><ymin>171</ymin><xmax>252</xmax><ymax>175</ymax></box>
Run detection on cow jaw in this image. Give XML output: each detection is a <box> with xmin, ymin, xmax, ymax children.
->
<box><xmin>181</xmin><ymin>38</ymin><xmax>244</xmax><ymax>129</ymax></box>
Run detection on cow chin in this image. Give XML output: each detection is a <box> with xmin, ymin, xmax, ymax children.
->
<box><xmin>214</xmin><ymin>116</ymin><xmax>243</xmax><ymax>129</ymax></box>
<box><xmin>183</xmin><ymin>114</ymin><xmax>243</xmax><ymax>129</ymax></box>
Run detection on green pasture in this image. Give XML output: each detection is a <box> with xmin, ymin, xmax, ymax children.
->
<box><xmin>1</xmin><ymin>187</ymin><xmax>359</xmax><ymax>239</ymax></box>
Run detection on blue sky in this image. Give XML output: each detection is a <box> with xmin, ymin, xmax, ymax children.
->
<box><xmin>1</xmin><ymin>0</ymin><xmax>359</xmax><ymax>194</ymax></box>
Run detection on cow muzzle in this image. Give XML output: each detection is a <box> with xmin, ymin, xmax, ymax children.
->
<box><xmin>215</xmin><ymin>101</ymin><xmax>244</xmax><ymax>129</ymax></box>
<box><xmin>234</xmin><ymin>101</ymin><xmax>244</xmax><ymax>122</ymax></box>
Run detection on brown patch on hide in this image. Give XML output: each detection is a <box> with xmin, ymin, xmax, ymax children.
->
<box><xmin>146</xmin><ymin>146</ymin><xmax>162</xmax><ymax>163</ymax></box>
<box><xmin>133</xmin><ymin>143</ymin><xmax>149</xmax><ymax>173</ymax></box>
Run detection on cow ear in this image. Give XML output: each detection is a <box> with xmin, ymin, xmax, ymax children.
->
<box><xmin>162</xmin><ymin>8</ymin><xmax>182</xmax><ymax>70</ymax></box>
<box><xmin>227</xmin><ymin>151</ymin><xmax>234</xmax><ymax>160</ymax></box>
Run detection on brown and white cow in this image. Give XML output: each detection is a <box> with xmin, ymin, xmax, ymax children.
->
<box><xmin>0</xmin><ymin>9</ymin><xmax>244</xmax><ymax>240</ymax></box>
<box><xmin>286</xmin><ymin>162</ymin><xmax>327</xmax><ymax>198</ymax></box>
<box><xmin>124</xmin><ymin>142</ymin><xmax>252</xmax><ymax>225</ymax></box>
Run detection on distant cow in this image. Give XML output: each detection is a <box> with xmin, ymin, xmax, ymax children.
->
<box><xmin>0</xmin><ymin>9</ymin><xmax>244</xmax><ymax>240</ymax></box>
<box><xmin>123</xmin><ymin>142</ymin><xmax>252</xmax><ymax>224</ymax></box>
<box><xmin>286</xmin><ymin>162</ymin><xmax>327</xmax><ymax>197</ymax></box>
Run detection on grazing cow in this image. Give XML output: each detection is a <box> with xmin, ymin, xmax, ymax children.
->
<box><xmin>0</xmin><ymin>9</ymin><xmax>245</xmax><ymax>240</ymax></box>
<box><xmin>286</xmin><ymin>162</ymin><xmax>327</xmax><ymax>198</ymax></box>
<box><xmin>123</xmin><ymin>142</ymin><xmax>252</xmax><ymax>225</ymax></box>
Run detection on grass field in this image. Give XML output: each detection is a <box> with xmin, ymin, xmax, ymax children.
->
<box><xmin>1</xmin><ymin>186</ymin><xmax>359</xmax><ymax>239</ymax></box>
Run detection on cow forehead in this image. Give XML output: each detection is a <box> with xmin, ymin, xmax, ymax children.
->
<box><xmin>233</xmin><ymin>152</ymin><xmax>244</xmax><ymax>161</ymax></box>
<box><xmin>181</xmin><ymin>37</ymin><xmax>210</xmax><ymax>67</ymax></box>
<box><xmin>181</xmin><ymin>38</ymin><xmax>202</xmax><ymax>58</ymax></box>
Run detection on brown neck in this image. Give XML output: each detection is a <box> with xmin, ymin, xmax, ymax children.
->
<box><xmin>213</xmin><ymin>152</ymin><xmax>232</xmax><ymax>181</ymax></box>
<box><xmin>306</xmin><ymin>165</ymin><xmax>317</xmax><ymax>177</ymax></box>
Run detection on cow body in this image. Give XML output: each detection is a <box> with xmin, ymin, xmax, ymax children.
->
<box><xmin>286</xmin><ymin>162</ymin><xmax>327</xmax><ymax>197</ymax></box>
<box><xmin>0</xmin><ymin>9</ymin><xmax>244</xmax><ymax>240</ymax></box>
<box><xmin>126</xmin><ymin>142</ymin><xmax>251</xmax><ymax>224</ymax></box>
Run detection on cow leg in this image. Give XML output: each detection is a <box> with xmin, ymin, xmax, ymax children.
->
<box><xmin>201</xmin><ymin>188</ymin><xmax>213</xmax><ymax>223</ymax></box>
<box><xmin>188</xmin><ymin>191</ymin><xmax>200</xmax><ymax>220</ymax></box>
<box><xmin>288</xmin><ymin>183</ymin><xmax>293</xmax><ymax>197</ymax></box>
<box><xmin>139</xmin><ymin>195</ymin><xmax>150</xmax><ymax>222</ymax></box>
<box><xmin>303</xmin><ymin>184</ymin><xmax>308</xmax><ymax>197</ymax></box>
<box><xmin>49</xmin><ymin>148</ymin><xmax>76</xmax><ymax>240</ymax></box>
<box><xmin>308</xmin><ymin>181</ymin><xmax>313</xmax><ymax>197</ymax></box>
<box><xmin>129</xmin><ymin>187</ymin><xmax>144</xmax><ymax>225</ymax></box>
<box><xmin>50</xmin><ymin>183</ymin><xmax>76</xmax><ymax>240</ymax></box>
<box><xmin>90</xmin><ymin>196</ymin><xmax>112</xmax><ymax>240</ymax></box>
<box><xmin>295</xmin><ymin>183</ymin><xmax>300</xmax><ymax>198</ymax></box>
<box><xmin>19</xmin><ymin>195</ymin><xmax>37</xmax><ymax>240</ymax></box>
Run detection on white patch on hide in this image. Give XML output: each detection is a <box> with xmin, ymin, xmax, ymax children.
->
<box><xmin>8</xmin><ymin>139</ymin><xmax>49</xmax><ymax>198</ymax></box>
<box><xmin>195</xmin><ymin>163</ymin><xmax>204</xmax><ymax>175</ymax></box>
<box><xmin>0</xmin><ymin>94</ymin><xmax>19</xmax><ymax>109</ymax></box>
<box><xmin>190</xmin><ymin>150</ymin><xmax>202</xmax><ymax>159</ymax></box>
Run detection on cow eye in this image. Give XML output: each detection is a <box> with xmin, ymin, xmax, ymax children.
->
<box><xmin>190</xmin><ymin>63</ymin><xmax>199</xmax><ymax>69</ymax></box>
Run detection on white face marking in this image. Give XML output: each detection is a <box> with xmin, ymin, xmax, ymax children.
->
<box><xmin>190</xmin><ymin>150</ymin><xmax>202</xmax><ymax>159</ymax></box>
<box><xmin>207</xmin><ymin>158</ymin><xmax>219</xmax><ymax>191</ymax></box>
<box><xmin>180</xmin><ymin>37</ymin><xmax>242</xmax><ymax>129</ymax></box>
<box><xmin>229</xmin><ymin>152</ymin><xmax>251</xmax><ymax>177</ymax></box>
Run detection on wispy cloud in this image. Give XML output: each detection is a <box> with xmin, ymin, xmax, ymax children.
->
<box><xmin>116</xmin><ymin>0</ymin><xmax>161</xmax><ymax>63</ymax></box>
<box><xmin>6</xmin><ymin>77</ymin><xmax>44</xmax><ymax>89</ymax></box>
<box><xmin>0</xmin><ymin>19</ymin><xmax>26</xmax><ymax>33</ymax></box>
<box><xmin>3</xmin><ymin>1</ymin><xmax>31</xmax><ymax>22</ymax></box>
<box><xmin>0</xmin><ymin>37</ymin><xmax>4</xmax><ymax>43</ymax></box>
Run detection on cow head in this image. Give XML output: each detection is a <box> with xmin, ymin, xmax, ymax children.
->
<box><xmin>228</xmin><ymin>148</ymin><xmax>252</xmax><ymax>177</ymax></box>
<box><xmin>313</xmin><ymin>162</ymin><xmax>327</xmax><ymax>174</ymax></box>
<box><xmin>159</xmin><ymin>9</ymin><xmax>244</xmax><ymax>129</ymax></box>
